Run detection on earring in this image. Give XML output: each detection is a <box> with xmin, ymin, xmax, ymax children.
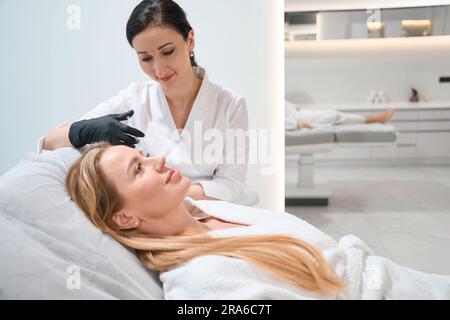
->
<box><xmin>190</xmin><ymin>51</ymin><xmax>194</xmax><ymax>58</ymax></box>
<box><xmin>134</xmin><ymin>220</ymin><xmax>139</xmax><ymax>226</ymax></box>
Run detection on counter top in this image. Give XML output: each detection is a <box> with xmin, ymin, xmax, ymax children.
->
<box><xmin>300</xmin><ymin>101</ymin><xmax>450</xmax><ymax>111</ymax></box>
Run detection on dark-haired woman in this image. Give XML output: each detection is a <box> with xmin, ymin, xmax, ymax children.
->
<box><xmin>39</xmin><ymin>0</ymin><xmax>253</xmax><ymax>204</ymax></box>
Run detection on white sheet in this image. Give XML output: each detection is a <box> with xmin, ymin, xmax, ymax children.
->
<box><xmin>161</xmin><ymin>199</ymin><xmax>450</xmax><ymax>300</ymax></box>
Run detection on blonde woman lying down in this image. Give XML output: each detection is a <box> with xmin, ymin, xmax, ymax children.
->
<box><xmin>285</xmin><ymin>100</ymin><xmax>395</xmax><ymax>130</ymax></box>
<box><xmin>65</xmin><ymin>143</ymin><xmax>449</xmax><ymax>299</ymax></box>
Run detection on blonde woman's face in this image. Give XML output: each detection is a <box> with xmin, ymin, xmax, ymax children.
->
<box><xmin>98</xmin><ymin>146</ymin><xmax>191</xmax><ymax>222</ymax></box>
<box><xmin>132</xmin><ymin>25</ymin><xmax>194</xmax><ymax>91</ymax></box>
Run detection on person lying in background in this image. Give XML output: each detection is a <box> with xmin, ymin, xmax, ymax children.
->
<box><xmin>65</xmin><ymin>142</ymin><xmax>449</xmax><ymax>299</ymax></box>
<box><xmin>286</xmin><ymin>100</ymin><xmax>396</xmax><ymax>130</ymax></box>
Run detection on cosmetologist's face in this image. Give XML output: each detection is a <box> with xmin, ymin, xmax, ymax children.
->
<box><xmin>132</xmin><ymin>25</ymin><xmax>195</xmax><ymax>90</ymax></box>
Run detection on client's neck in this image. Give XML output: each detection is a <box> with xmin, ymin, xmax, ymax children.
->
<box><xmin>139</xmin><ymin>203</ymin><xmax>210</xmax><ymax>237</ymax></box>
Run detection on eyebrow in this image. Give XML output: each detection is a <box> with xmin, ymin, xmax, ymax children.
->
<box><xmin>126</xmin><ymin>156</ymin><xmax>139</xmax><ymax>177</ymax></box>
<box><xmin>137</xmin><ymin>42</ymin><xmax>174</xmax><ymax>54</ymax></box>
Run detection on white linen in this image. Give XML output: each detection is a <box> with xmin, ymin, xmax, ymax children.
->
<box><xmin>161</xmin><ymin>199</ymin><xmax>450</xmax><ymax>300</ymax></box>
<box><xmin>37</xmin><ymin>67</ymin><xmax>255</xmax><ymax>205</ymax></box>
<box><xmin>285</xmin><ymin>100</ymin><xmax>365</xmax><ymax>130</ymax></box>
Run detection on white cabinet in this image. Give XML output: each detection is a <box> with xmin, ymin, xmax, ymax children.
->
<box><xmin>415</xmin><ymin>110</ymin><xmax>450</xmax><ymax>159</ymax></box>
<box><xmin>416</xmin><ymin>132</ymin><xmax>450</xmax><ymax>158</ymax></box>
<box><xmin>325</xmin><ymin>147</ymin><xmax>372</xmax><ymax>159</ymax></box>
<box><xmin>387</xmin><ymin>110</ymin><xmax>419</xmax><ymax>159</ymax></box>
<box><xmin>419</xmin><ymin>110</ymin><xmax>450</xmax><ymax>120</ymax></box>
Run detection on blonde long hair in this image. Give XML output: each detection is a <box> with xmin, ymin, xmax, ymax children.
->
<box><xmin>65</xmin><ymin>143</ymin><xmax>344</xmax><ymax>295</ymax></box>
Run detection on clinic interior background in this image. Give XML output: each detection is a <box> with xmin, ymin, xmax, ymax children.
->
<box><xmin>285</xmin><ymin>3</ymin><xmax>450</xmax><ymax>105</ymax></box>
<box><xmin>285</xmin><ymin>0</ymin><xmax>450</xmax><ymax>166</ymax></box>
<box><xmin>284</xmin><ymin>0</ymin><xmax>450</xmax><ymax>274</ymax></box>
<box><xmin>0</xmin><ymin>0</ymin><xmax>285</xmax><ymax>211</ymax></box>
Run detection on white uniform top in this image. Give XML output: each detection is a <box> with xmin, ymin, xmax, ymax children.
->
<box><xmin>38</xmin><ymin>67</ymin><xmax>254</xmax><ymax>204</ymax></box>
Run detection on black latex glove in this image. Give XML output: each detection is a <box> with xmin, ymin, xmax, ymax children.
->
<box><xmin>68</xmin><ymin>110</ymin><xmax>145</xmax><ymax>148</ymax></box>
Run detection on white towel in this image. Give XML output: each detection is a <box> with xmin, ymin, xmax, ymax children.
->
<box><xmin>160</xmin><ymin>199</ymin><xmax>450</xmax><ymax>299</ymax></box>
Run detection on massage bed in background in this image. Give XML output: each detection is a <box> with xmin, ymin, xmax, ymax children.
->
<box><xmin>285</xmin><ymin>123</ymin><xmax>398</xmax><ymax>206</ymax></box>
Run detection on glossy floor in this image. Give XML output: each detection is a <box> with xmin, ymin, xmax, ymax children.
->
<box><xmin>285</xmin><ymin>163</ymin><xmax>450</xmax><ymax>274</ymax></box>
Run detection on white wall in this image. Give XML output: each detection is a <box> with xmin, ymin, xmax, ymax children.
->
<box><xmin>286</xmin><ymin>0</ymin><xmax>450</xmax><ymax>12</ymax></box>
<box><xmin>0</xmin><ymin>0</ymin><xmax>145</xmax><ymax>174</ymax></box>
<box><xmin>286</xmin><ymin>52</ymin><xmax>450</xmax><ymax>104</ymax></box>
<box><xmin>0</xmin><ymin>0</ymin><xmax>284</xmax><ymax>211</ymax></box>
<box><xmin>177</xmin><ymin>0</ymin><xmax>285</xmax><ymax>210</ymax></box>
<box><xmin>285</xmin><ymin>1</ymin><xmax>450</xmax><ymax>105</ymax></box>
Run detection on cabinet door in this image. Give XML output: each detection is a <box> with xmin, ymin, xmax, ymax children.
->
<box><xmin>326</xmin><ymin>147</ymin><xmax>371</xmax><ymax>159</ymax></box>
<box><xmin>393</xmin><ymin>122</ymin><xmax>420</xmax><ymax>132</ymax></box>
<box><xmin>416</xmin><ymin>132</ymin><xmax>450</xmax><ymax>158</ymax></box>
<box><xmin>395</xmin><ymin>132</ymin><xmax>418</xmax><ymax>145</ymax></box>
<box><xmin>391</xmin><ymin>110</ymin><xmax>420</xmax><ymax>121</ymax></box>
<box><xmin>371</xmin><ymin>145</ymin><xmax>398</xmax><ymax>159</ymax></box>
<box><xmin>394</xmin><ymin>146</ymin><xmax>418</xmax><ymax>159</ymax></box>
<box><xmin>419</xmin><ymin>110</ymin><xmax>450</xmax><ymax>120</ymax></box>
<box><xmin>418</xmin><ymin>121</ymin><xmax>450</xmax><ymax>131</ymax></box>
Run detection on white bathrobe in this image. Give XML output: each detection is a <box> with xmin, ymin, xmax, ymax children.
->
<box><xmin>161</xmin><ymin>199</ymin><xmax>450</xmax><ymax>300</ymax></box>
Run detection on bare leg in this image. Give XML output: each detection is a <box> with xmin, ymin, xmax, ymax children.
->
<box><xmin>365</xmin><ymin>109</ymin><xmax>396</xmax><ymax>124</ymax></box>
<box><xmin>297</xmin><ymin>121</ymin><xmax>313</xmax><ymax>129</ymax></box>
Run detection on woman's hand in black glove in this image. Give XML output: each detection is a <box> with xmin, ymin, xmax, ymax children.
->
<box><xmin>68</xmin><ymin>110</ymin><xmax>145</xmax><ymax>148</ymax></box>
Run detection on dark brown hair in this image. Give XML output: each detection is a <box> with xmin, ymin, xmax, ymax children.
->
<box><xmin>126</xmin><ymin>0</ymin><xmax>198</xmax><ymax>66</ymax></box>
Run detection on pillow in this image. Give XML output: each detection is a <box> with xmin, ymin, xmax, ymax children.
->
<box><xmin>0</xmin><ymin>148</ymin><xmax>163</xmax><ymax>299</ymax></box>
